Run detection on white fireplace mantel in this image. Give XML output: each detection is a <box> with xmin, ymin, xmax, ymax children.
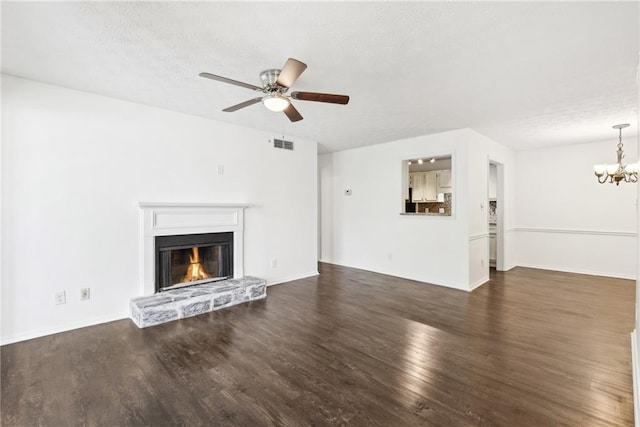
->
<box><xmin>138</xmin><ymin>202</ymin><xmax>252</xmax><ymax>296</ymax></box>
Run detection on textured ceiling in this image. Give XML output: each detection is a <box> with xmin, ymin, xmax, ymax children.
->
<box><xmin>2</xmin><ymin>2</ymin><xmax>638</xmax><ymax>153</ymax></box>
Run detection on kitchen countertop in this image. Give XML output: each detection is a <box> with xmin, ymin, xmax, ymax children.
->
<box><xmin>400</xmin><ymin>212</ymin><xmax>450</xmax><ymax>217</ymax></box>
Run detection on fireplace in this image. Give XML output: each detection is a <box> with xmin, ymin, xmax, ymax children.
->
<box><xmin>138</xmin><ymin>203</ymin><xmax>249</xmax><ymax>296</ymax></box>
<box><xmin>132</xmin><ymin>203</ymin><xmax>265</xmax><ymax>328</ymax></box>
<box><xmin>155</xmin><ymin>232</ymin><xmax>233</xmax><ymax>292</ymax></box>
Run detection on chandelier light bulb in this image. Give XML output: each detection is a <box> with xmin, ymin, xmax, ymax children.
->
<box><xmin>606</xmin><ymin>164</ymin><xmax>619</xmax><ymax>174</ymax></box>
<box><xmin>593</xmin><ymin>164</ymin><xmax>607</xmax><ymax>177</ymax></box>
<box><xmin>627</xmin><ymin>163</ymin><xmax>640</xmax><ymax>174</ymax></box>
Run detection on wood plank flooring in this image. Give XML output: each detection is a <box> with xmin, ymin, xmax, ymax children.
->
<box><xmin>1</xmin><ymin>263</ymin><xmax>635</xmax><ymax>426</ymax></box>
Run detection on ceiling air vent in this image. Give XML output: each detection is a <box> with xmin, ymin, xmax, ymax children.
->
<box><xmin>273</xmin><ymin>138</ymin><xmax>294</xmax><ymax>151</ymax></box>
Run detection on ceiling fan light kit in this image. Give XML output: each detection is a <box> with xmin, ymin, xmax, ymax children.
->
<box><xmin>199</xmin><ymin>58</ymin><xmax>349</xmax><ymax>122</ymax></box>
<box><xmin>262</xmin><ymin>93</ymin><xmax>290</xmax><ymax>112</ymax></box>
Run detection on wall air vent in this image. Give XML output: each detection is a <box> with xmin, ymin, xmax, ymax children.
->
<box><xmin>273</xmin><ymin>138</ymin><xmax>294</xmax><ymax>151</ymax></box>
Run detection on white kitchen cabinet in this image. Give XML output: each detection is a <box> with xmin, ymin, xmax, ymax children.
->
<box><xmin>424</xmin><ymin>171</ymin><xmax>438</xmax><ymax>201</ymax></box>
<box><xmin>410</xmin><ymin>172</ymin><xmax>424</xmax><ymax>202</ymax></box>
<box><xmin>409</xmin><ymin>169</ymin><xmax>450</xmax><ymax>202</ymax></box>
<box><xmin>410</xmin><ymin>172</ymin><xmax>437</xmax><ymax>202</ymax></box>
<box><xmin>489</xmin><ymin>224</ymin><xmax>496</xmax><ymax>266</ymax></box>
<box><xmin>489</xmin><ymin>234</ymin><xmax>496</xmax><ymax>261</ymax></box>
<box><xmin>437</xmin><ymin>169</ymin><xmax>452</xmax><ymax>193</ymax></box>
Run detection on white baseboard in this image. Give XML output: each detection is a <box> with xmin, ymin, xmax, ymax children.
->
<box><xmin>267</xmin><ymin>271</ymin><xmax>319</xmax><ymax>287</ymax></box>
<box><xmin>316</xmin><ymin>260</ymin><xmax>468</xmax><ymax>291</ymax></box>
<box><xmin>0</xmin><ymin>311</ymin><xmax>129</xmax><ymax>346</ymax></box>
<box><xmin>515</xmin><ymin>262</ymin><xmax>635</xmax><ymax>280</ymax></box>
<box><xmin>632</xmin><ymin>331</ymin><xmax>639</xmax><ymax>427</ymax></box>
<box><xmin>469</xmin><ymin>276</ymin><xmax>490</xmax><ymax>291</ymax></box>
<box><xmin>500</xmin><ymin>263</ymin><xmax>517</xmax><ymax>272</ymax></box>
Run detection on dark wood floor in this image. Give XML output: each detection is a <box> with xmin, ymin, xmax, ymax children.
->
<box><xmin>1</xmin><ymin>263</ymin><xmax>635</xmax><ymax>426</ymax></box>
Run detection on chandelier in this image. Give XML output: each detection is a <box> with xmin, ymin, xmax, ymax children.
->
<box><xmin>593</xmin><ymin>124</ymin><xmax>638</xmax><ymax>185</ymax></box>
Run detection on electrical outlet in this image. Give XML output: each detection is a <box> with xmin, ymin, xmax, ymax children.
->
<box><xmin>217</xmin><ymin>164</ymin><xmax>224</xmax><ymax>175</ymax></box>
<box><xmin>55</xmin><ymin>291</ymin><xmax>66</xmax><ymax>305</ymax></box>
<box><xmin>271</xmin><ymin>258</ymin><xmax>278</xmax><ymax>269</ymax></box>
<box><xmin>80</xmin><ymin>288</ymin><xmax>90</xmax><ymax>301</ymax></box>
<box><xmin>481</xmin><ymin>259</ymin><xmax>485</xmax><ymax>267</ymax></box>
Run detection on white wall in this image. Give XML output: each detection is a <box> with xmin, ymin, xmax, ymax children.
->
<box><xmin>320</xmin><ymin>125</ymin><xmax>634</xmax><ymax>293</ymax></box>
<box><xmin>1</xmin><ymin>75</ymin><xmax>318</xmax><ymax>344</ymax></box>
<box><xmin>322</xmin><ymin>129</ymin><xmax>471</xmax><ymax>290</ymax></box>
<box><xmin>515</xmin><ymin>139</ymin><xmax>637</xmax><ymax>279</ymax></box>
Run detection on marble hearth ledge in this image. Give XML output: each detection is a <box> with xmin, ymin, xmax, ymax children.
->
<box><xmin>130</xmin><ymin>276</ymin><xmax>266</xmax><ymax>328</ymax></box>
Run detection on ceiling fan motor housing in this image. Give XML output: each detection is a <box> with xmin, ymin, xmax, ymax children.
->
<box><xmin>260</xmin><ymin>69</ymin><xmax>283</xmax><ymax>92</ymax></box>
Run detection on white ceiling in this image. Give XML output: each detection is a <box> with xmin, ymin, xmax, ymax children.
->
<box><xmin>2</xmin><ymin>2</ymin><xmax>638</xmax><ymax>153</ymax></box>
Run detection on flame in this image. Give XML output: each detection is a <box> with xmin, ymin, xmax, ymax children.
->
<box><xmin>181</xmin><ymin>246</ymin><xmax>211</xmax><ymax>282</ymax></box>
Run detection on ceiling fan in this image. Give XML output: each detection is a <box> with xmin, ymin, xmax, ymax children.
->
<box><xmin>199</xmin><ymin>58</ymin><xmax>349</xmax><ymax>122</ymax></box>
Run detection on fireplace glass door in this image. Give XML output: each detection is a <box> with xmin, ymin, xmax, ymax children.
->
<box><xmin>155</xmin><ymin>232</ymin><xmax>233</xmax><ymax>292</ymax></box>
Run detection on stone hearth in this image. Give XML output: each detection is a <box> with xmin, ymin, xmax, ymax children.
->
<box><xmin>130</xmin><ymin>276</ymin><xmax>266</xmax><ymax>328</ymax></box>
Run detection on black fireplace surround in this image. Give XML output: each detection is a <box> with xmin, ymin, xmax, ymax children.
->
<box><xmin>155</xmin><ymin>232</ymin><xmax>233</xmax><ymax>293</ymax></box>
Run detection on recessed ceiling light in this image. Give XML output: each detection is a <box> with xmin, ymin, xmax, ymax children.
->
<box><xmin>418</xmin><ymin>159</ymin><xmax>424</xmax><ymax>164</ymax></box>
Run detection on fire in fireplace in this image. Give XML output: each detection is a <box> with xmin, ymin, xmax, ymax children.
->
<box><xmin>182</xmin><ymin>246</ymin><xmax>210</xmax><ymax>282</ymax></box>
<box><xmin>155</xmin><ymin>232</ymin><xmax>233</xmax><ymax>292</ymax></box>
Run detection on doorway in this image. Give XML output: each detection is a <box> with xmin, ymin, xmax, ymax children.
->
<box><xmin>488</xmin><ymin>161</ymin><xmax>505</xmax><ymax>271</ymax></box>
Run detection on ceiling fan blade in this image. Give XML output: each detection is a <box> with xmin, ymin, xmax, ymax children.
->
<box><xmin>222</xmin><ymin>97</ymin><xmax>263</xmax><ymax>112</ymax></box>
<box><xmin>199</xmin><ymin>72</ymin><xmax>263</xmax><ymax>91</ymax></box>
<box><xmin>291</xmin><ymin>91</ymin><xmax>349</xmax><ymax>105</ymax></box>
<box><xmin>276</xmin><ymin>58</ymin><xmax>308</xmax><ymax>88</ymax></box>
<box><xmin>283</xmin><ymin>103</ymin><xmax>303</xmax><ymax>122</ymax></box>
